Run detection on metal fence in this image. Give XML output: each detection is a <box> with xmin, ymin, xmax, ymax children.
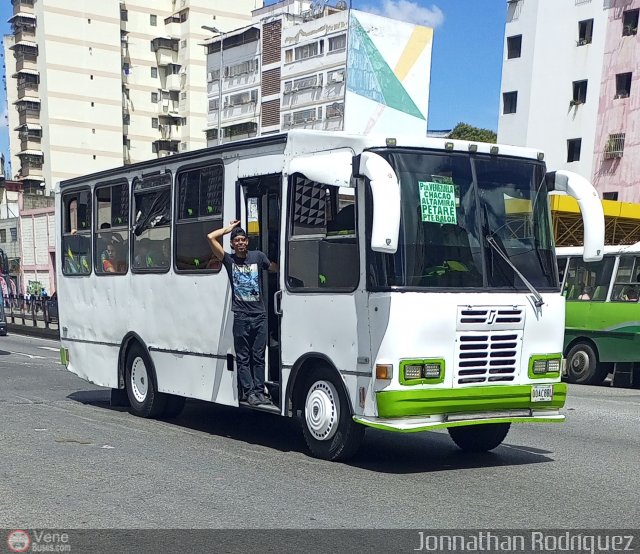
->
<box><xmin>3</xmin><ymin>295</ymin><xmax>58</xmax><ymax>328</ymax></box>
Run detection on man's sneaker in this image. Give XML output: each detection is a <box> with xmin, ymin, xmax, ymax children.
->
<box><xmin>247</xmin><ymin>393</ymin><xmax>261</xmax><ymax>407</ymax></box>
<box><xmin>257</xmin><ymin>392</ymin><xmax>272</xmax><ymax>405</ymax></box>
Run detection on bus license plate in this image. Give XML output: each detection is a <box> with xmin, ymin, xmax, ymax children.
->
<box><xmin>531</xmin><ymin>384</ymin><xmax>553</xmax><ymax>402</ymax></box>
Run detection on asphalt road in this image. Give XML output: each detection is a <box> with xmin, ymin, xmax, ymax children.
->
<box><xmin>1</xmin><ymin>332</ymin><xmax>639</xmax><ymax>529</ymax></box>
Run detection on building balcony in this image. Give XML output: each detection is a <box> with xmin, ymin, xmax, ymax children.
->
<box><xmin>14</xmin><ymin>29</ymin><xmax>36</xmax><ymax>43</ymax></box>
<box><xmin>15</xmin><ymin>54</ymin><xmax>37</xmax><ymax>72</ymax></box>
<box><xmin>17</xmin><ymin>82</ymin><xmax>39</xmax><ymax>98</ymax></box>
<box><xmin>165</xmin><ymin>73</ymin><xmax>181</xmax><ymax>91</ymax></box>
<box><xmin>20</xmin><ymin>137</ymin><xmax>42</xmax><ymax>151</ymax></box>
<box><xmin>221</xmin><ymin>121</ymin><xmax>258</xmax><ymax>144</ymax></box>
<box><xmin>164</xmin><ymin>19</ymin><xmax>181</xmax><ymax>38</ymax></box>
<box><xmin>151</xmin><ymin>37</ymin><xmax>179</xmax><ymax>66</ymax></box>
<box><xmin>158</xmin><ymin>100</ymin><xmax>180</xmax><ymax>116</ymax></box>
<box><xmin>12</xmin><ymin>0</ymin><xmax>35</xmax><ymax>16</ymax></box>
<box><xmin>18</xmin><ymin>110</ymin><xmax>40</xmax><ymax>126</ymax></box>
<box><xmin>152</xmin><ymin>139</ymin><xmax>180</xmax><ymax>157</ymax></box>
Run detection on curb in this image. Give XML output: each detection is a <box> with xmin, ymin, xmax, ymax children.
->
<box><xmin>6</xmin><ymin>323</ymin><xmax>60</xmax><ymax>340</ymax></box>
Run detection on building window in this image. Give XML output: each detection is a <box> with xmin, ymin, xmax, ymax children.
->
<box><xmin>578</xmin><ymin>19</ymin><xmax>593</xmax><ymax>45</ymax></box>
<box><xmin>602</xmin><ymin>192</ymin><xmax>619</xmax><ymax>201</ymax></box>
<box><xmin>507</xmin><ymin>35</ymin><xmax>522</xmax><ymax>59</ymax></box>
<box><xmin>0</xmin><ymin>229</ymin><xmax>6</xmax><ymax>243</ymax></box>
<box><xmin>152</xmin><ymin>117</ymin><xmax>158</xmax><ymax>128</ymax></box>
<box><xmin>572</xmin><ymin>80</ymin><xmax>587</xmax><ymax>105</ymax></box>
<box><xmin>120</xmin><ymin>9</ymin><xmax>128</xmax><ymax>22</ymax></box>
<box><xmin>94</xmin><ymin>181</ymin><xmax>129</xmax><ymax>275</ymax></box>
<box><xmin>502</xmin><ymin>91</ymin><xmax>518</xmax><ymax>114</ymax></box>
<box><xmin>615</xmin><ymin>72</ymin><xmax>632</xmax><ymax>98</ymax></box>
<box><xmin>328</xmin><ymin>34</ymin><xmax>347</xmax><ymax>52</ymax></box>
<box><xmin>567</xmin><ymin>138</ymin><xmax>582</xmax><ymax>163</ymax></box>
<box><xmin>151</xmin><ymin>92</ymin><xmax>159</xmax><ymax>103</ymax></box>
<box><xmin>10</xmin><ymin>228</ymin><xmax>18</xmax><ymax>242</ymax></box>
<box><xmin>123</xmin><ymin>113</ymin><xmax>130</xmax><ymax>125</ymax></box>
<box><xmin>604</xmin><ymin>133</ymin><xmax>625</xmax><ymax>159</ymax></box>
<box><xmin>151</xmin><ymin>67</ymin><xmax>158</xmax><ymax>78</ymax></box>
<box><xmin>622</xmin><ymin>9</ymin><xmax>639</xmax><ymax>36</ymax></box>
<box><xmin>150</xmin><ymin>14</ymin><xmax>157</xmax><ymax>26</ymax></box>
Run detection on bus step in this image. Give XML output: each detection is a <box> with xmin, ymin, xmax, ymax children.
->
<box><xmin>265</xmin><ymin>381</ymin><xmax>280</xmax><ymax>399</ymax></box>
<box><xmin>239</xmin><ymin>401</ymin><xmax>280</xmax><ymax>414</ymax></box>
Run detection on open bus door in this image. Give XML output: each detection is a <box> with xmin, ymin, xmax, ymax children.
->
<box><xmin>238</xmin><ymin>175</ymin><xmax>282</xmax><ymax>404</ymax></box>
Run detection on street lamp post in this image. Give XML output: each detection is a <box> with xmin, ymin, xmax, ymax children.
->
<box><xmin>202</xmin><ymin>25</ymin><xmax>224</xmax><ymax>145</ymax></box>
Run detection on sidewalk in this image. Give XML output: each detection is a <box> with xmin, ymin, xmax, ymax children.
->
<box><xmin>6</xmin><ymin>317</ymin><xmax>59</xmax><ymax>340</ymax></box>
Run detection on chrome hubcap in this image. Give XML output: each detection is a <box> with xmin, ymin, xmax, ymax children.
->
<box><xmin>130</xmin><ymin>356</ymin><xmax>149</xmax><ymax>403</ymax></box>
<box><xmin>305</xmin><ymin>380</ymin><xmax>340</xmax><ymax>441</ymax></box>
<box><xmin>571</xmin><ymin>351</ymin><xmax>589</xmax><ymax>374</ymax></box>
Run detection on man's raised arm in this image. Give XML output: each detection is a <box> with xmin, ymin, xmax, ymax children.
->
<box><xmin>207</xmin><ymin>220</ymin><xmax>240</xmax><ymax>261</ymax></box>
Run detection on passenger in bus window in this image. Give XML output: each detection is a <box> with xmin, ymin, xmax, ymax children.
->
<box><xmin>625</xmin><ymin>288</ymin><xmax>638</xmax><ymax>302</ymax></box>
<box><xmin>578</xmin><ymin>286</ymin><xmax>592</xmax><ymax>300</ymax></box>
<box><xmin>207</xmin><ymin>220</ymin><xmax>278</xmax><ymax>407</ymax></box>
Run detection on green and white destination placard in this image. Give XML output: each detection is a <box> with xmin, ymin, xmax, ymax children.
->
<box><xmin>418</xmin><ymin>181</ymin><xmax>457</xmax><ymax>224</ymax></box>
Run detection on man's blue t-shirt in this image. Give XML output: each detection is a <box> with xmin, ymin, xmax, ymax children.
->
<box><xmin>222</xmin><ymin>250</ymin><xmax>271</xmax><ymax>314</ymax></box>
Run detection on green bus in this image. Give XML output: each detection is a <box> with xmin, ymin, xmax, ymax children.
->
<box><xmin>558</xmin><ymin>244</ymin><xmax>640</xmax><ymax>385</ymax></box>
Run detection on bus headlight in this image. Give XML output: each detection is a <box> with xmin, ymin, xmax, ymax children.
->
<box><xmin>400</xmin><ymin>359</ymin><xmax>445</xmax><ymax>384</ymax></box>
<box><xmin>530</xmin><ymin>355</ymin><xmax>562</xmax><ymax>376</ymax></box>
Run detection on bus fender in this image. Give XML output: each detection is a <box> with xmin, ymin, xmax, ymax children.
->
<box><xmin>285</xmin><ymin>352</ymin><xmax>355</xmax><ymax>418</ymax></box>
<box><xmin>117</xmin><ymin>332</ymin><xmax>152</xmax><ymax>390</ymax></box>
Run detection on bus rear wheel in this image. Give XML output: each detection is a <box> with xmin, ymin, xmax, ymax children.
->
<box><xmin>125</xmin><ymin>343</ymin><xmax>166</xmax><ymax>418</ymax></box>
<box><xmin>448</xmin><ymin>423</ymin><xmax>510</xmax><ymax>452</ymax></box>
<box><xmin>566</xmin><ymin>342</ymin><xmax>608</xmax><ymax>385</ymax></box>
<box><xmin>299</xmin><ymin>369</ymin><xmax>365</xmax><ymax>462</ymax></box>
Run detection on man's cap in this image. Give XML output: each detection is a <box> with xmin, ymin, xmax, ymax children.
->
<box><xmin>230</xmin><ymin>227</ymin><xmax>247</xmax><ymax>240</ymax></box>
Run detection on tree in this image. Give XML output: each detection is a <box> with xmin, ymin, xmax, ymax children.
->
<box><xmin>448</xmin><ymin>122</ymin><xmax>497</xmax><ymax>143</ymax></box>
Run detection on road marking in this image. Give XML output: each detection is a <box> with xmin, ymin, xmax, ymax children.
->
<box><xmin>38</xmin><ymin>347</ymin><xmax>60</xmax><ymax>352</ymax></box>
<box><xmin>10</xmin><ymin>351</ymin><xmax>47</xmax><ymax>360</ymax></box>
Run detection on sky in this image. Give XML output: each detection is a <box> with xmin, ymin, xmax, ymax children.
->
<box><xmin>0</xmin><ymin>0</ymin><xmax>506</xmax><ymax>176</ymax></box>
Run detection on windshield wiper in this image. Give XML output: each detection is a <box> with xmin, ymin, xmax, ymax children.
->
<box><xmin>485</xmin><ymin>235</ymin><xmax>544</xmax><ymax>307</ymax></box>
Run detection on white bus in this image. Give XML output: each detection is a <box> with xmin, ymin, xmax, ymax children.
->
<box><xmin>56</xmin><ymin>130</ymin><xmax>604</xmax><ymax>461</ymax></box>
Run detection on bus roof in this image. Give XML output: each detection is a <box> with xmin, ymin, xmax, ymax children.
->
<box><xmin>557</xmin><ymin>242</ymin><xmax>640</xmax><ymax>257</ymax></box>
<box><xmin>58</xmin><ymin>129</ymin><xmax>546</xmax><ymax>190</ymax></box>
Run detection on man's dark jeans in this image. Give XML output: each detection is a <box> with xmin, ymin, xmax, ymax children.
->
<box><xmin>233</xmin><ymin>312</ymin><xmax>267</xmax><ymax>399</ymax></box>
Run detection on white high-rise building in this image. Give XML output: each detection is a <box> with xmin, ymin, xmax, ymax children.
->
<box><xmin>4</xmin><ymin>0</ymin><xmax>262</xmax><ymax>195</ymax></box>
<box><xmin>497</xmin><ymin>0</ymin><xmax>609</xmax><ymax>180</ymax></box>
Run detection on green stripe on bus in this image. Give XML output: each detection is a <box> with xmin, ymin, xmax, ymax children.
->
<box><xmin>376</xmin><ymin>383</ymin><xmax>567</xmax><ymax>418</ymax></box>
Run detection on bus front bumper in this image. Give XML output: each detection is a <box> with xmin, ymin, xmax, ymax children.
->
<box><xmin>356</xmin><ymin>383</ymin><xmax>566</xmax><ymax>433</ymax></box>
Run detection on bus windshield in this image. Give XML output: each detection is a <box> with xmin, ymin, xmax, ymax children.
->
<box><xmin>367</xmin><ymin>149</ymin><xmax>557</xmax><ymax>291</ymax></box>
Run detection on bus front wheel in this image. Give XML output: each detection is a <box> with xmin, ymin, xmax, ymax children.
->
<box><xmin>448</xmin><ymin>423</ymin><xmax>510</xmax><ymax>452</ymax></box>
<box><xmin>299</xmin><ymin>369</ymin><xmax>365</xmax><ymax>462</ymax></box>
<box><xmin>125</xmin><ymin>343</ymin><xmax>166</xmax><ymax>418</ymax></box>
<box><xmin>566</xmin><ymin>343</ymin><xmax>608</xmax><ymax>385</ymax></box>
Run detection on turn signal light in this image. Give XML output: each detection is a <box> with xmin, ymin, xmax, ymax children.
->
<box><xmin>376</xmin><ymin>364</ymin><xmax>393</xmax><ymax>380</ymax></box>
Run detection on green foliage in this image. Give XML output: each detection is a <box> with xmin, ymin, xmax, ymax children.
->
<box><xmin>448</xmin><ymin>122</ymin><xmax>497</xmax><ymax>144</ymax></box>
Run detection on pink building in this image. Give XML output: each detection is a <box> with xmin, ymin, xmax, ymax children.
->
<box><xmin>592</xmin><ymin>0</ymin><xmax>640</xmax><ymax>202</ymax></box>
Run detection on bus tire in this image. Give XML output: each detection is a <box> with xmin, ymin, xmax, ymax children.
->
<box><xmin>125</xmin><ymin>343</ymin><xmax>166</xmax><ymax>418</ymax></box>
<box><xmin>160</xmin><ymin>394</ymin><xmax>186</xmax><ymax>419</ymax></box>
<box><xmin>299</xmin><ymin>368</ymin><xmax>365</xmax><ymax>462</ymax></box>
<box><xmin>566</xmin><ymin>342</ymin><xmax>607</xmax><ymax>385</ymax></box>
<box><xmin>448</xmin><ymin>423</ymin><xmax>510</xmax><ymax>452</ymax></box>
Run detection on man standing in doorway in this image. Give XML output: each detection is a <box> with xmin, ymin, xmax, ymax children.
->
<box><xmin>208</xmin><ymin>220</ymin><xmax>278</xmax><ymax>407</ymax></box>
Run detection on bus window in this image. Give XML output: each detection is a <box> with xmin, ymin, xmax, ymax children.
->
<box><xmin>564</xmin><ymin>257</ymin><xmax>614</xmax><ymax>301</ymax></box>
<box><xmin>62</xmin><ymin>190</ymin><xmax>91</xmax><ymax>276</ymax></box>
<box><xmin>287</xmin><ymin>175</ymin><xmax>358</xmax><ymax>291</ymax></box>
<box><xmin>611</xmin><ymin>255</ymin><xmax>640</xmax><ymax>302</ymax></box>
<box><xmin>175</xmin><ymin>163</ymin><xmax>223</xmax><ymax>272</ymax></box>
<box><xmin>132</xmin><ymin>175</ymin><xmax>171</xmax><ymax>272</ymax></box>
<box><xmin>95</xmin><ymin>181</ymin><xmax>129</xmax><ymax>275</ymax></box>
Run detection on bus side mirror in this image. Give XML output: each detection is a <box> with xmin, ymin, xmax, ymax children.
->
<box><xmin>548</xmin><ymin>170</ymin><xmax>604</xmax><ymax>262</ymax></box>
<box><xmin>356</xmin><ymin>152</ymin><xmax>400</xmax><ymax>254</ymax></box>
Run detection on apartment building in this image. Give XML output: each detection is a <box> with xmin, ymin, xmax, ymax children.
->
<box><xmin>498</xmin><ymin>0</ymin><xmax>640</xmax><ymax>202</ymax></box>
<box><xmin>3</xmin><ymin>0</ymin><xmax>261</xmax><ymax>196</ymax></box>
<box><xmin>204</xmin><ymin>0</ymin><xmax>433</xmax><ymax>145</ymax></box>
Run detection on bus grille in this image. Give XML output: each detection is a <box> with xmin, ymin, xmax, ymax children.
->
<box><xmin>455</xmin><ymin>331</ymin><xmax>522</xmax><ymax>385</ymax></box>
<box><xmin>457</xmin><ymin>306</ymin><xmax>525</xmax><ymax>330</ymax></box>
